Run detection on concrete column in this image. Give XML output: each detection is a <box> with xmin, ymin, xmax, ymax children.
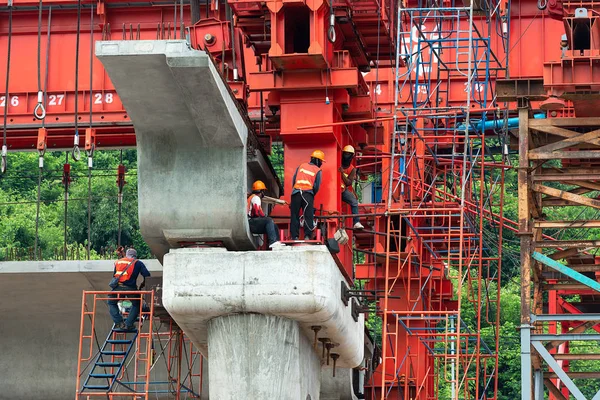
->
<box><xmin>208</xmin><ymin>314</ymin><xmax>321</xmax><ymax>400</ymax></box>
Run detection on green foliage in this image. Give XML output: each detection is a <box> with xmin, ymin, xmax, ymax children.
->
<box><xmin>0</xmin><ymin>150</ymin><xmax>147</xmax><ymax>260</ymax></box>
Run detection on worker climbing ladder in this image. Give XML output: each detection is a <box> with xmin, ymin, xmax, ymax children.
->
<box><xmin>75</xmin><ymin>289</ymin><xmax>205</xmax><ymax>399</ymax></box>
<box><xmin>76</xmin><ymin>290</ymin><xmax>155</xmax><ymax>399</ymax></box>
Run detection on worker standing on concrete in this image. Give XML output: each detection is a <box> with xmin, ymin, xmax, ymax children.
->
<box><xmin>248</xmin><ymin>180</ymin><xmax>285</xmax><ymax>248</ymax></box>
<box><xmin>290</xmin><ymin>150</ymin><xmax>324</xmax><ymax>240</ymax></box>
<box><xmin>108</xmin><ymin>248</ymin><xmax>151</xmax><ymax>331</ymax></box>
<box><xmin>340</xmin><ymin>145</ymin><xmax>364</xmax><ymax>229</ymax></box>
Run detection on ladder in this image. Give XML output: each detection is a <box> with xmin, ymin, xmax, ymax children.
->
<box><xmin>80</xmin><ymin>324</ymin><xmax>138</xmax><ymax>392</ymax></box>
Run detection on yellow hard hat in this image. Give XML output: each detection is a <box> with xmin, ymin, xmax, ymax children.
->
<box><xmin>342</xmin><ymin>145</ymin><xmax>355</xmax><ymax>154</ymax></box>
<box><xmin>252</xmin><ymin>180</ymin><xmax>267</xmax><ymax>191</ymax></box>
<box><xmin>311</xmin><ymin>150</ymin><xmax>326</xmax><ymax>162</ymax></box>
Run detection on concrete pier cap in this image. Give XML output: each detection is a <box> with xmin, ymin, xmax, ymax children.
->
<box><xmin>162</xmin><ymin>245</ymin><xmax>365</xmax><ymax>397</ymax></box>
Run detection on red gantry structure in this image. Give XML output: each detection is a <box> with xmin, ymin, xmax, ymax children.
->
<box><xmin>5</xmin><ymin>0</ymin><xmax>600</xmax><ymax>395</ymax></box>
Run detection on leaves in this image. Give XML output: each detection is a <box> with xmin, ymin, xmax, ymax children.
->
<box><xmin>0</xmin><ymin>150</ymin><xmax>144</xmax><ymax>260</ymax></box>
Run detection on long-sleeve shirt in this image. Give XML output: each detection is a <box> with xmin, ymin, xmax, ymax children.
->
<box><xmin>113</xmin><ymin>259</ymin><xmax>151</xmax><ymax>288</ymax></box>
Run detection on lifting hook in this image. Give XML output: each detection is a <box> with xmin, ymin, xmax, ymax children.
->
<box><xmin>72</xmin><ymin>132</ymin><xmax>81</xmax><ymax>162</ymax></box>
<box><xmin>1</xmin><ymin>145</ymin><xmax>7</xmax><ymax>174</ymax></box>
<box><xmin>33</xmin><ymin>91</ymin><xmax>46</xmax><ymax>120</ymax></box>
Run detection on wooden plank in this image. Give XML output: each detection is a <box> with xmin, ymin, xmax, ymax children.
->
<box><xmin>533</xmin><ymin>184</ymin><xmax>600</xmax><ymax>209</ymax></box>
<box><xmin>534</xmin><ymin>168</ymin><xmax>600</xmax><ymax>182</ymax></box>
<box><xmin>554</xmin><ymin>354</ymin><xmax>600</xmax><ymax>360</ymax></box>
<box><xmin>519</xmin><ymin>107</ymin><xmax>533</xmax><ymax>327</ymax></box>
<box><xmin>535</xmin><ymin>220</ymin><xmax>600</xmax><ymax>228</ymax></box>
<box><xmin>534</xmin><ymin>240</ymin><xmax>600</xmax><ymax>248</ymax></box>
<box><xmin>529</xmin><ymin>129</ymin><xmax>600</xmax><ymax>155</ymax></box>
<box><xmin>543</xmin><ymin>283</ymin><xmax>593</xmax><ymax>290</ymax></box>
<box><xmin>550</xmin><ymin>248</ymin><xmax>582</xmax><ymax>260</ymax></box>
<box><xmin>569</xmin><ymin>180</ymin><xmax>600</xmax><ymax>191</ymax></box>
<box><xmin>543</xmin><ymin>200</ymin><xmax>595</xmax><ymax>207</ymax></box>
<box><xmin>545</xmin><ymin>321</ymin><xmax>595</xmax><ymax>351</ymax></box>
<box><xmin>545</xmin><ymin>372</ymin><xmax>600</xmax><ymax>379</ymax></box>
<box><xmin>529</xmin><ymin>118</ymin><xmax>600</xmax><ymax>128</ymax></box>
<box><xmin>535</xmin><ymin>174</ymin><xmax>600</xmax><ymax>181</ymax></box>
<box><xmin>544</xmin><ymin>379</ymin><xmax>568</xmax><ymax>400</ymax></box>
<box><xmin>529</xmin><ymin>150</ymin><xmax>600</xmax><ymax>160</ymax></box>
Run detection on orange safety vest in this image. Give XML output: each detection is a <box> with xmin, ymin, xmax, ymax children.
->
<box><xmin>114</xmin><ymin>257</ymin><xmax>137</xmax><ymax>283</ymax></box>
<box><xmin>341</xmin><ymin>165</ymin><xmax>355</xmax><ymax>192</ymax></box>
<box><xmin>293</xmin><ymin>163</ymin><xmax>320</xmax><ymax>191</ymax></box>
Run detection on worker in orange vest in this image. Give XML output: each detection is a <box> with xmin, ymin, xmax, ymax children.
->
<box><xmin>340</xmin><ymin>145</ymin><xmax>364</xmax><ymax>229</ymax></box>
<box><xmin>108</xmin><ymin>248</ymin><xmax>151</xmax><ymax>331</ymax></box>
<box><xmin>290</xmin><ymin>150</ymin><xmax>324</xmax><ymax>240</ymax></box>
<box><xmin>248</xmin><ymin>180</ymin><xmax>285</xmax><ymax>248</ymax></box>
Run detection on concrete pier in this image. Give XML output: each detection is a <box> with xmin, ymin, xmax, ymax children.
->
<box><xmin>208</xmin><ymin>314</ymin><xmax>321</xmax><ymax>399</ymax></box>
<box><xmin>162</xmin><ymin>245</ymin><xmax>365</xmax><ymax>399</ymax></box>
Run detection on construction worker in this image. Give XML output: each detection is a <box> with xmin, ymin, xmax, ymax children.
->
<box><xmin>108</xmin><ymin>248</ymin><xmax>151</xmax><ymax>331</ymax></box>
<box><xmin>340</xmin><ymin>145</ymin><xmax>364</xmax><ymax>229</ymax></box>
<box><xmin>116</xmin><ymin>246</ymin><xmax>125</xmax><ymax>259</ymax></box>
<box><xmin>248</xmin><ymin>180</ymin><xmax>284</xmax><ymax>248</ymax></box>
<box><xmin>290</xmin><ymin>150</ymin><xmax>324</xmax><ymax>240</ymax></box>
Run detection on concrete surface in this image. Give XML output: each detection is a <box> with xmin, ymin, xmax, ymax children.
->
<box><xmin>162</xmin><ymin>246</ymin><xmax>365</xmax><ymax>369</ymax></box>
<box><xmin>208</xmin><ymin>314</ymin><xmax>321</xmax><ymax>399</ymax></box>
<box><xmin>320</xmin><ymin>368</ymin><xmax>359</xmax><ymax>400</ymax></box>
<box><xmin>96</xmin><ymin>40</ymin><xmax>279</xmax><ymax>261</ymax></box>
<box><xmin>0</xmin><ymin>261</ymin><xmax>207</xmax><ymax>400</ymax></box>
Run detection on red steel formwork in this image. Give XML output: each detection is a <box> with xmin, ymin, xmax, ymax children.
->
<box><xmin>2</xmin><ymin>0</ymin><xmax>585</xmax><ymax>397</ymax></box>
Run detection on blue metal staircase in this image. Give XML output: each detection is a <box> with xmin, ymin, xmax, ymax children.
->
<box><xmin>80</xmin><ymin>324</ymin><xmax>138</xmax><ymax>392</ymax></box>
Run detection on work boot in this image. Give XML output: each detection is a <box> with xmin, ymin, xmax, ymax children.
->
<box><xmin>124</xmin><ymin>323</ymin><xmax>137</xmax><ymax>331</ymax></box>
<box><xmin>353</xmin><ymin>222</ymin><xmax>365</xmax><ymax>230</ymax></box>
<box><xmin>114</xmin><ymin>322</ymin><xmax>126</xmax><ymax>331</ymax></box>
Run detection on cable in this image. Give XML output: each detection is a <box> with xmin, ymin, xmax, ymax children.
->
<box><xmin>117</xmin><ymin>150</ymin><xmax>124</xmax><ymax>247</ymax></box>
<box><xmin>34</xmin><ymin>159</ymin><xmax>43</xmax><ymax>260</ymax></box>
<box><xmin>327</xmin><ymin>0</ymin><xmax>335</xmax><ymax>44</ymax></box>
<box><xmin>2</xmin><ymin>0</ymin><xmax>14</xmax><ymax>174</ymax></box>
<box><xmin>34</xmin><ymin>0</ymin><xmax>46</xmax><ymax>120</ymax></box>
<box><xmin>63</xmin><ymin>152</ymin><xmax>70</xmax><ymax>260</ymax></box>
<box><xmin>42</xmin><ymin>7</ymin><xmax>52</xmax><ymax>130</ymax></box>
<box><xmin>72</xmin><ymin>0</ymin><xmax>82</xmax><ymax>161</ymax></box>
<box><xmin>86</xmin><ymin>3</ymin><xmax>95</xmax><ymax>260</ymax></box>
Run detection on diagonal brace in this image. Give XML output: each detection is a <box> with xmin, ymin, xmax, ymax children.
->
<box><xmin>533</xmin><ymin>251</ymin><xmax>600</xmax><ymax>293</ymax></box>
<box><xmin>532</xmin><ymin>184</ymin><xmax>600</xmax><ymax>210</ymax></box>
<box><xmin>532</xmin><ymin>341</ymin><xmax>586</xmax><ymax>400</ymax></box>
<box><xmin>530</xmin><ymin>129</ymin><xmax>600</xmax><ymax>155</ymax></box>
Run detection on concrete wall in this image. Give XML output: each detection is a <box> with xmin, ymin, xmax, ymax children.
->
<box><xmin>0</xmin><ymin>260</ymin><xmax>206</xmax><ymax>400</ymax></box>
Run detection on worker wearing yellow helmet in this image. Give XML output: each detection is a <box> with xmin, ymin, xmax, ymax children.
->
<box><xmin>290</xmin><ymin>150</ymin><xmax>325</xmax><ymax>240</ymax></box>
<box><xmin>247</xmin><ymin>180</ymin><xmax>285</xmax><ymax>248</ymax></box>
<box><xmin>340</xmin><ymin>145</ymin><xmax>364</xmax><ymax>229</ymax></box>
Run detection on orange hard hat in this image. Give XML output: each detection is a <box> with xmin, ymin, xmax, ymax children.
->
<box><xmin>252</xmin><ymin>180</ymin><xmax>267</xmax><ymax>191</ymax></box>
<box><xmin>342</xmin><ymin>145</ymin><xmax>355</xmax><ymax>154</ymax></box>
<box><xmin>311</xmin><ymin>150</ymin><xmax>326</xmax><ymax>162</ymax></box>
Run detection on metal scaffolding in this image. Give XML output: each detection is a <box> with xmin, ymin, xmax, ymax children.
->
<box><xmin>355</xmin><ymin>0</ymin><xmax>509</xmax><ymax>397</ymax></box>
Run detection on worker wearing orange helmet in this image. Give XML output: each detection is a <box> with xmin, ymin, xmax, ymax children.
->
<box><xmin>290</xmin><ymin>150</ymin><xmax>324</xmax><ymax>240</ymax></box>
<box><xmin>340</xmin><ymin>145</ymin><xmax>364</xmax><ymax>229</ymax></box>
<box><xmin>248</xmin><ymin>180</ymin><xmax>284</xmax><ymax>248</ymax></box>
